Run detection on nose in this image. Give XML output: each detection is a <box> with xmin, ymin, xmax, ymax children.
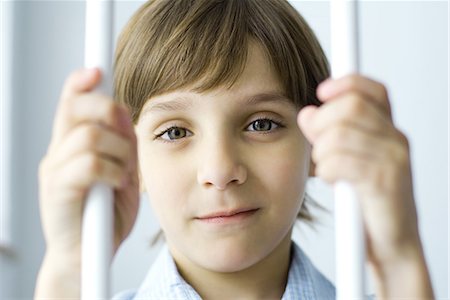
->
<box><xmin>197</xmin><ymin>136</ymin><xmax>247</xmax><ymax>190</ymax></box>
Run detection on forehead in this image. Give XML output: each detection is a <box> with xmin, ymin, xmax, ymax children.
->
<box><xmin>140</xmin><ymin>42</ymin><xmax>286</xmax><ymax>114</ymax></box>
<box><xmin>228</xmin><ymin>41</ymin><xmax>283</xmax><ymax>94</ymax></box>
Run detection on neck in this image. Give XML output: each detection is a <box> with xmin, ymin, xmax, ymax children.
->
<box><xmin>170</xmin><ymin>234</ymin><xmax>293</xmax><ymax>300</ymax></box>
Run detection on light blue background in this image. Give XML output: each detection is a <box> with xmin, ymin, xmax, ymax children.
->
<box><xmin>0</xmin><ymin>1</ymin><xmax>447</xmax><ymax>298</ymax></box>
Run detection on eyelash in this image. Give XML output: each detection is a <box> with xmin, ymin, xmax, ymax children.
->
<box><xmin>153</xmin><ymin>117</ymin><xmax>285</xmax><ymax>142</ymax></box>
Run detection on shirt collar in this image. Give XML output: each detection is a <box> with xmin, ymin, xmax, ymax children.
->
<box><xmin>134</xmin><ymin>242</ymin><xmax>335</xmax><ymax>299</ymax></box>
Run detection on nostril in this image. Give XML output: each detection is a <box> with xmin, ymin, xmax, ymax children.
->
<box><xmin>197</xmin><ymin>161</ymin><xmax>247</xmax><ymax>190</ymax></box>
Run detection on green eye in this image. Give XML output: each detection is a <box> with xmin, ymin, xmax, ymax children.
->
<box><xmin>167</xmin><ymin>127</ymin><xmax>186</xmax><ymax>139</ymax></box>
<box><xmin>157</xmin><ymin>126</ymin><xmax>192</xmax><ymax>141</ymax></box>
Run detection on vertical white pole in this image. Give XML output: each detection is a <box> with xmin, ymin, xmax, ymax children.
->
<box><xmin>81</xmin><ymin>0</ymin><xmax>114</xmax><ymax>299</ymax></box>
<box><xmin>330</xmin><ymin>1</ymin><xmax>366</xmax><ymax>299</ymax></box>
<box><xmin>0</xmin><ymin>0</ymin><xmax>14</xmax><ymax>250</ymax></box>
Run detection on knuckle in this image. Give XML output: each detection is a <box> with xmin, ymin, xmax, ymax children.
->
<box><xmin>330</xmin><ymin>126</ymin><xmax>348</xmax><ymax>144</ymax></box>
<box><xmin>346</xmin><ymin>94</ymin><xmax>365</xmax><ymax>117</ymax></box>
<box><xmin>105</xmin><ymin>101</ymin><xmax>120</xmax><ymax>123</ymax></box>
<box><xmin>122</xmin><ymin>140</ymin><xmax>132</xmax><ymax>159</ymax></box>
<box><xmin>377</xmin><ymin>82</ymin><xmax>389</xmax><ymax>99</ymax></box>
<box><xmin>392</xmin><ymin>143</ymin><xmax>410</xmax><ymax>166</ymax></box>
<box><xmin>346</xmin><ymin>75</ymin><xmax>360</xmax><ymax>90</ymax></box>
<box><xmin>315</xmin><ymin>128</ymin><xmax>343</xmax><ymax>161</ymax></box>
<box><xmin>82</xmin><ymin>125</ymin><xmax>101</xmax><ymax>146</ymax></box>
<box><xmin>84</xmin><ymin>153</ymin><xmax>102</xmax><ymax>176</ymax></box>
<box><xmin>397</xmin><ymin>131</ymin><xmax>410</xmax><ymax>149</ymax></box>
<box><xmin>110</xmin><ymin>164</ymin><xmax>124</xmax><ymax>187</ymax></box>
<box><xmin>388</xmin><ymin>131</ymin><xmax>410</xmax><ymax>163</ymax></box>
<box><xmin>124</xmin><ymin>135</ymin><xmax>133</xmax><ymax>150</ymax></box>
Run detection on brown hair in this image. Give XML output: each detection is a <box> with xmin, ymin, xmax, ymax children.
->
<box><xmin>114</xmin><ymin>0</ymin><xmax>330</xmax><ymax>223</ymax></box>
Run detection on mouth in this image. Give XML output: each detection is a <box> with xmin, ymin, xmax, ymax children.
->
<box><xmin>195</xmin><ymin>208</ymin><xmax>260</xmax><ymax>225</ymax></box>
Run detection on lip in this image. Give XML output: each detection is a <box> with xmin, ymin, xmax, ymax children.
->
<box><xmin>197</xmin><ymin>207</ymin><xmax>259</xmax><ymax>219</ymax></box>
<box><xmin>195</xmin><ymin>208</ymin><xmax>260</xmax><ymax>225</ymax></box>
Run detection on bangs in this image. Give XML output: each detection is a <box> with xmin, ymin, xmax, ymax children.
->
<box><xmin>114</xmin><ymin>0</ymin><xmax>329</xmax><ymax>122</ymax></box>
<box><xmin>115</xmin><ymin>0</ymin><xmax>252</xmax><ymax>122</ymax></box>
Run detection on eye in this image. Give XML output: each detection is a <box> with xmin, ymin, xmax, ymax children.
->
<box><xmin>246</xmin><ymin>118</ymin><xmax>281</xmax><ymax>132</ymax></box>
<box><xmin>155</xmin><ymin>126</ymin><xmax>192</xmax><ymax>141</ymax></box>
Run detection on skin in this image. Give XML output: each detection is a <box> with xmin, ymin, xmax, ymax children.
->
<box><xmin>36</xmin><ymin>69</ymin><xmax>140</xmax><ymax>298</ymax></box>
<box><xmin>35</xmin><ymin>42</ymin><xmax>433</xmax><ymax>299</ymax></box>
<box><xmin>134</xmin><ymin>43</ymin><xmax>309</xmax><ymax>299</ymax></box>
<box><xmin>300</xmin><ymin>77</ymin><xmax>434</xmax><ymax>298</ymax></box>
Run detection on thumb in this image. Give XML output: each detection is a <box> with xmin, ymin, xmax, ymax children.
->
<box><xmin>297</xmin><ymin>105</ymin><xmax>318</xmax><ymax>144</ymax></box>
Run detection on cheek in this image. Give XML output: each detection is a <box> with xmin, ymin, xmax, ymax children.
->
<box><xmin>266</xmin><ymin>156</ymin><xmax>308</xmax><ymax>202</ymax></box>
<box><xmin>138</xmin><ymin>147</ymin><xmax>193</xmax><ymax>223</ymax></box>
<box><xmin>139</xmin><ymin>142</ymin><xmax>191</xmax><ymax>188</ymax></box>
<box><xmin>254</xmin><ymin>138</ymin><xmax>310</xmax><ymax>212</ymax></box>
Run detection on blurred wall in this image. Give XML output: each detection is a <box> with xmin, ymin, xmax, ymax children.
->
<box><xmin>0</xmin><ymin>1</ymin><xmax>447</xmax><ymax>298</ymax></box>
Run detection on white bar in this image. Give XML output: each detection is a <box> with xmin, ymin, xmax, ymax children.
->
<box><xmin>0</xmin><ymin>0</ymin><xmax>15</xmax><ymax>248</ymax></box>
<box><xmin>330</xmin><ymin>1</ymin><xmax>366</xmax><ymax>300</ymax></box>
<box><xmin>81</xmin><ymin>1</ymin><xmax>114</xmax><ymax>299</ymax></box>
<box><xmin>334</xmin><ymin>182</ymin><xmax>365</xmax><ymax>299</ymax></box>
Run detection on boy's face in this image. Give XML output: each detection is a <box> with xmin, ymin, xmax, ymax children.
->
<box><xmin>135</xmin><ymin>43</ymin><xmax>311</xmax><ymax>272</ymax></box>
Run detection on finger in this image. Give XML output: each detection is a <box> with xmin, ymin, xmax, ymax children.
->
<box><xmin>311</xmin><ymin>123</ymin><xmax>397</xmax><ymax>164</ymax></box>
<box><xmin>315</xmin><ymin>149</ymin><xmax>410</xmax><ymax>205</ymax></box>
<box><xmin>297</xmin><ymin>105</ymin><xmax>318</xmax><ymax>143</ymax></box>
<box><xmin>49</xmin><ymin>123</ymin><xmax>132</xmax><ymax>171</ymax></box>
<box><xmin>60</xmin><ymin>68</ymin><xmax>102</xmax><ymax>100</ymax></box>
<box><xmin>51</xmin><ymin>94</ymin><xmax>132</xmax><ymax>150</ymax></box>
<box><xmin>315</xmin><ymin>150</ymin><xmax>375</xmax><ymax>185</ymax></box>
<box><xmin>52</xmin><ymin>152</ymin><xmax>127</xmax><ymax>190</ymax></box>
<box><xmin>317</xmin><ymin>74</ymin><xmax>392</xmax><ymax>120</ymax></box>
<box><xmin>299</xmin><ymin>92</ymin><xmax>395</xmax><ymax>143</ymax></box>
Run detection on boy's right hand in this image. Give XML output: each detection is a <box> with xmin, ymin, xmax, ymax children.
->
<box><xmin>38</xmin><ymin>68</ymin><xmax>139</xmax><ymax>261</ymax></box>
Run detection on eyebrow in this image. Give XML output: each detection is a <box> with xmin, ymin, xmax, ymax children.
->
<box><xmin>141</xmin><ymin>92</ymin><xmax>293</xmax><ymax>116</ymax></box>
<box><xmin>245</xmin><ymin>92</ymin><xmax>292</xmax><ymax>107</ymax></box>
<box><xmin>142</xmin><ymin>96</ymin><xmax>193</xmax><ymax>114</ymax></box>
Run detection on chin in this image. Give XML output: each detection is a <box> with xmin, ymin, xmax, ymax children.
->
<box><xmin>193</xmin><ymin>239</ymin><xmax>270</xmax><ymax>273</ymax></box>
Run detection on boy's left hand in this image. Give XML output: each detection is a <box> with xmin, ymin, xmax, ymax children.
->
<box><xmin>297</xmin><ymin>75</ymin><xmax>432</xmax><ymax>297</ymax></box>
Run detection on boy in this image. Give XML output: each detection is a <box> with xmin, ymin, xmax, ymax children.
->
<box><xmin>36</xmin><ymin>0</ymin><xmax>434</xmax><ymax>299</ymax></box>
